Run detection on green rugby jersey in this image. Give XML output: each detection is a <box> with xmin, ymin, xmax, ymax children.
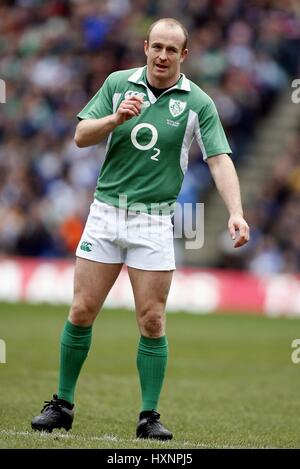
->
<box><xmin>77</xmin><ymin>66</ymin><xmax>231</xmax><ymax>211</ymax></box>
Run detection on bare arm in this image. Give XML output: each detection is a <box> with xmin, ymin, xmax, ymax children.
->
<box><xmin>74</xmin><ymin>96</ymin><xmax>143</xmax><ymax>148</ymax></box>
<box><xmin>207</xmin><ymin>153</ymin><xmax>250</xmax><ymax>248</ymax></box>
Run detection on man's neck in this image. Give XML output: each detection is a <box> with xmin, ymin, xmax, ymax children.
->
<box><xmin>146</xmin><ymin>78</ymin><xmax>172</xmax><ymax>98</ymax></box>
<box><xmin>146</xmin><ymin>70</ymin><xmax>180</xmax><ymax>90</ymax></box>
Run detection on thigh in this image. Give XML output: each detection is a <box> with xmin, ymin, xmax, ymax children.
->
<box><xmin>128</xmin><ymin>267</ymin><xmax>173</xmax><ymax>318</ymax></box>
<box><xmin>71</xmin><ymin>257</ymin><xmax>123</xmax><ymax>318</ymax></box>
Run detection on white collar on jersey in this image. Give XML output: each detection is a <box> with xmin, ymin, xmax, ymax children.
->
<box><xmin>128</xmin><ymin>66</ymin><xmax>191</xmax><ymax>92</ymax></box>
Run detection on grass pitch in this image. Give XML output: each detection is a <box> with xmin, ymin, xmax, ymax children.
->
<box><xmin>0</xmin><ymin>302</ymin><xmax>300</xmax><ymax>449</ymax></box>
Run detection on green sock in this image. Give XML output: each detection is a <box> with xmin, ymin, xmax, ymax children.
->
<box><xmin>137</xmin><ymin>335</ymin><xmax>168</xmax><ymax>412</ymax></box>
<box><xmin>57</xmin><ymin>320</ymin><xmax>92</xmax><ymax>404</ymax></box>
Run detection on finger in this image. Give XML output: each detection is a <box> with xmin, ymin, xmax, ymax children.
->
<box><xmin>124</xmin><ymin>98</ymin><xmax>143</xmax><ymax>107</ymax></box>
<box><xmin>126</xmin><ymin>98</ymin><xmax>143</xmax><ymax>111</ymax></box>
<box><xmin>228</xmin><ymin>223</ymin><xmax>236</xmax><ymax>240</ymax></box>
<box><xmin>121</xmin><ymin>103</ymin><xmax>141</xmax><ymax>114</ymax></box>
<box><xmin>119</xmin><ymin>109</ymin><xmax>136</xmax><ymax>120</ymax></box>
<box><xmin>239</xmin><ymin>222</ymin><xmax>249</xmax><ymax>235</ymax></box>
<box><xmin>130</xmin><ymin>95</ymin><xmax>144</xmax><ymax>104</ymax></box>
<box><xmin>239</xmin><ymin>224</ymin><xmax>250</xmax><ymax>241</ymax></box>
<box><xmin>119</xmin><ymin>105</ymin><xmax>140</xmax><ymax>116</ymax></box>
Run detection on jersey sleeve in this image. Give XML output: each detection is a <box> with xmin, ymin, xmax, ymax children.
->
<box><xmin>77</xmin><ymin>76</ymin><xmax>113</xmax><ymax>120</ymax></box>
<box><xmin>196</xmin><ymin>98</ymin><xmax>232</xmax><ymax>160</ymax></box>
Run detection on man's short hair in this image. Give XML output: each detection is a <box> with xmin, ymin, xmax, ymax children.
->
<box><xmin>146</xmin><ymin>18</ymin><xmax>188</xmax><ymax>51</ymax></box>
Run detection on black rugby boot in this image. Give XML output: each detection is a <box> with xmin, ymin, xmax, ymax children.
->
<box><xmin>136</xmin><ymin>410</ymin><xmax>173</xmax><ymax>440</ymax></box>
<box><xmin>31</xmin><ymin>394</ymin><xmax>74</xmax><ymax>433</ymax></box>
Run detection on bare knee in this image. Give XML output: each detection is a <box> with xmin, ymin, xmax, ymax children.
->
<box><xmin>69</xmin><ymin>301</ymin><xmax>99</xmax><ymax>327</ymax></box>
<box><xmin>139</xmin><ymin>309</ymin><xmax>165</xmax><ymax>338</ymax></box>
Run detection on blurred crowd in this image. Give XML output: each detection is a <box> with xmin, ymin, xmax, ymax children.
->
<box><xmin>219</xmin><ymin>128</ymin><xmax>300</xmax><ymax>274</ymax></box>
<box><xmin>0</xmin><ymin>0</ymin><xmax>299</xmax><ymax>265</ymax></box>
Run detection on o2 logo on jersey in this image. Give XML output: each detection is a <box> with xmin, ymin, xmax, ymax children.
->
<box><xmin>131</xmin><ymin>123</ymin><xmax>160</xmax><ymax>161</ymax></box>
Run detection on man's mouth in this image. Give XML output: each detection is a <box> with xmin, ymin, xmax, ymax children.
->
<box><xmin>155</xmin><ymin>64</ymin><xmax>168</xmax><ymax>70</ymax></box>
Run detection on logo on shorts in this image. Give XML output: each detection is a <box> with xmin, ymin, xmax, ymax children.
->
<box><xmin>169</xmin><ymin>99</ymin><xmax>186</xmax><ymax>117</ymax></box>
<box><xmin>80</xmin><ymin>241</ymin><xmax>92</xmax><ymax>252</ymax></box>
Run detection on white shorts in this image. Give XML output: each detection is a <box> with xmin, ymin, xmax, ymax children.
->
<box><xmin>76</xmin><ymin>199</ymin><xmax>176</xmax><ymax>271</ymax></box>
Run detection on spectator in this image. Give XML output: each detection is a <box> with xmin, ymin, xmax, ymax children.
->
<box><xmin>0</xmin><ymin>0</ymin><xmax>298</xmax><ymax>261</ymax></box>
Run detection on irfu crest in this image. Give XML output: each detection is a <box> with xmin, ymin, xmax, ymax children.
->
<box><xmin>169</xmin><ymin>99</ymin><xmax>187</xmax><ymax>117</ymax></box>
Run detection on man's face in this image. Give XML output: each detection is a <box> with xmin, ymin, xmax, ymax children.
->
<box><xmin>144</xmin><ymin>22</ymin><xmax>188</xmax><ymax>88</ymax></box>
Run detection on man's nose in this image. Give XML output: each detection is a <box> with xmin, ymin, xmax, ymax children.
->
<box><xmin>159</xmin><ymin>49</ymin><xmax>167</xmax><ymax>61</ymax></box>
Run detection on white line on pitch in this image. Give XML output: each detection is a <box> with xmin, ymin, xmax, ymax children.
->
<box><xmin>0</xmin><ymin>429</ymin><xmax>274</xmax><ymax>449</ymax></box>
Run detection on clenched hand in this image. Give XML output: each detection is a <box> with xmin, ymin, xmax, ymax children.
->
<box><xmin>228</xmin><ymin>215</ymin><xmax>250</xmax><ymax>248</ymax></box>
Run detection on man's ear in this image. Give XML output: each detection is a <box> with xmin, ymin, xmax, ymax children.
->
<box><xmin>144</xmin><ymin>40</ymin><xmax>149</xmax><ymax>57</ymax></box>
<box><xmin>180</xmin><ymin>48</ymin><xmax>188</xmax><ymax>63</ymax></box>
